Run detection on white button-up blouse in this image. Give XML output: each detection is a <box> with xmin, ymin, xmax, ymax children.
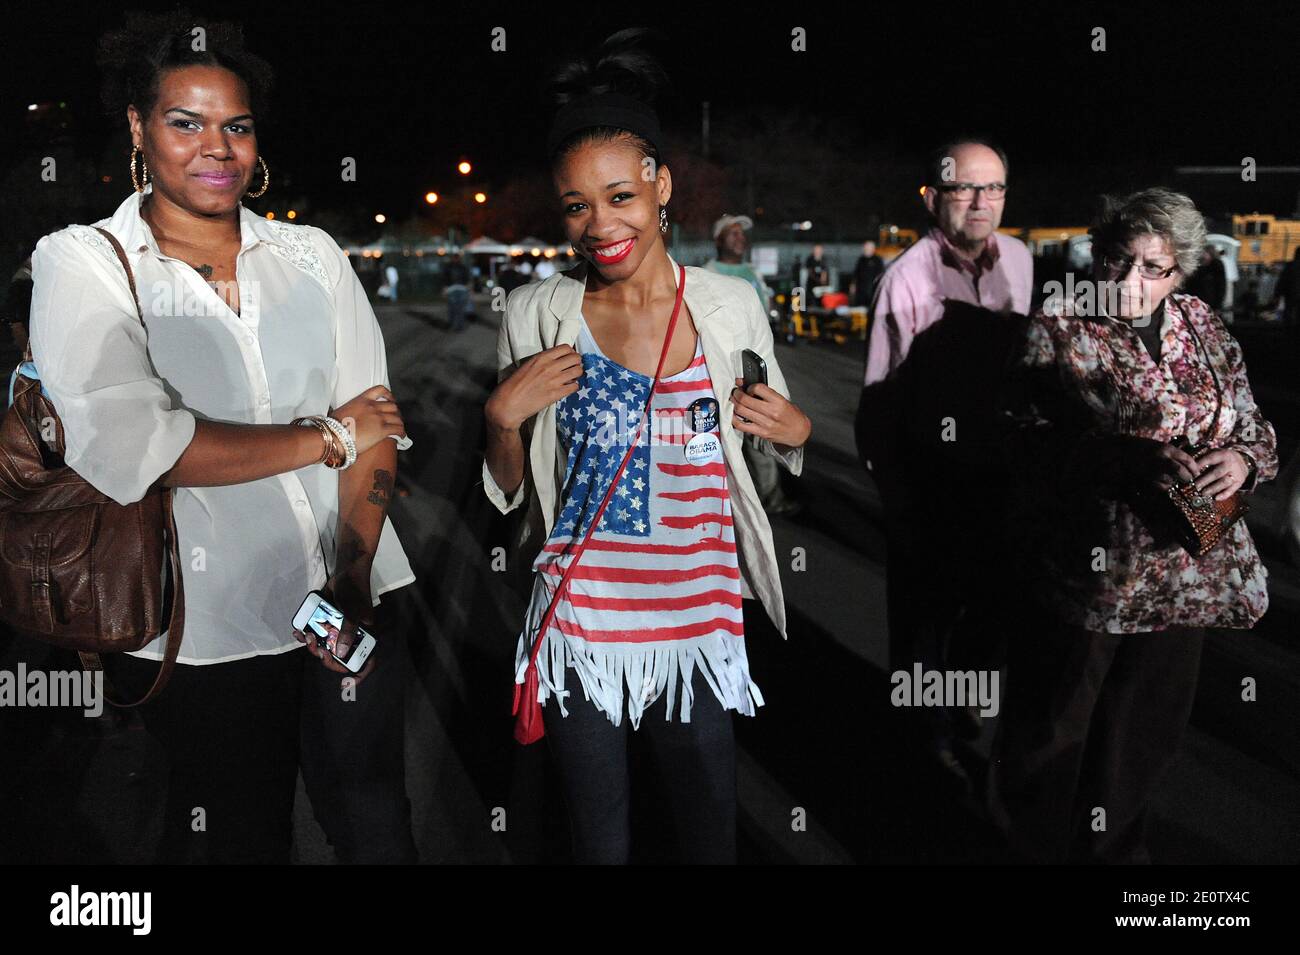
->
<box><xmin>28</xmin><ymin>188</ymin><xmax>415</xmax><ymax>664</ymax></box>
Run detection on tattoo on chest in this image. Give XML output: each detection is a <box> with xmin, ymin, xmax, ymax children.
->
<box><xmin>366</xmin><ymin>469</ymin><xmax>394</xmax><ymax>507</ymax></box>
<box><xmin>193</xmin><ymin>263</ymin><xmax>214</xmax><ymax>280</ymax></box>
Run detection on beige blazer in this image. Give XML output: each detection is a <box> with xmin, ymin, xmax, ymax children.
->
<box><xmin>480</xmin><ymin>255</ymin><xmax>804</xmax><ymax>638</ymax></box>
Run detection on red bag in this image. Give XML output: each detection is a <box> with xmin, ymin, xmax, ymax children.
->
<box><xmin>512</xmin><ymin>265</ymin><xmax>688</xmax><ymax>744</ymax></box>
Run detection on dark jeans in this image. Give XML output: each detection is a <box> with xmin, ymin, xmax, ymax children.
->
<box><xmin>987</xmin><ymin>618</ymin><xmax>1206</xmax><ymax>864</ymax></box>
<box><xmin>108</xmin><ymin>589</ymin><xmax>417</xmax><ymax>864</ymax></box>
<box><xmin>446</xmin><ymin>286</ymin><xmax>470</xmax><ymax>331</ymax></box>
<box><xmin>298</xmin><ymin>594</ymin><xmax>417</xmax><ymax>864</ymax></box>
<box><xmin>543</xmin><ymin>668</ymin><xmax>738</xmax><ymax>864</ymax></box>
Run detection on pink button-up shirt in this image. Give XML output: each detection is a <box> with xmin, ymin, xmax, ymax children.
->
<box><xmin>864</xmin><ymin>227</ymin><xmax>1034</xmax><ymax>385</ymax></box>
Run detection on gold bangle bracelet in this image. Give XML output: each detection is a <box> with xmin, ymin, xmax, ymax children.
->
<box><xmin>292</xmin><ymin>416</ymin><xmax>334</xmax><ymax>466</ymax></box>
<box><xmin>323</xmin><ymin>423</ymin><xmax>346</xmax><ymax>468</ymax></box>
<box><xmin>316</xmin><ymin>416</ymin><xmax>347</xmax><ymax>468</ymax></box>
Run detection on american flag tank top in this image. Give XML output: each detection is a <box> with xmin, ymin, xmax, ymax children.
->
<box><xmin>514</xmin><ymin>314</ymin><xmax>764</xmax><ymax>728</ymax></box>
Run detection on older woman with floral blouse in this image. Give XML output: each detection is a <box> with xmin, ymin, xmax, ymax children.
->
<box><xmin>990</xmin><ymin>188</ymin><xmax>1278</xmax><ymax>864</ymax></box>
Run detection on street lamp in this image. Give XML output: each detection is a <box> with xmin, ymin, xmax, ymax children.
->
<box><xmin>425</xmin><ymin>191</ymin><xmax>439</xmax><ymax>205</ymax></box>
<box><xmin>375</xmin><ymin>213</ymin><xmax>386</xmax><ymax>224</ymax></box>
<box><xmin>458</xmin><ymin>161</ymin><xmax>472</xmax><ymax>175</ymax></box>
<box><xmin>474</xmin><ymin>192</ymin><xmax>487</xmax><ymax>204</ymax></box>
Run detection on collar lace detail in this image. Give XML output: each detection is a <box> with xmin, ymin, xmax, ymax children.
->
<box><xmin>65</xmin><ymin>224</ymin><xmax>119</xmax><ymax>267</ymax></box>
<box><xmin>262</xmin><ymin>221</ymin><xmax>330</xmax><ymax>293</ymax></box>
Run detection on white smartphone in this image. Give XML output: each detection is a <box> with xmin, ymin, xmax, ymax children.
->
<box><xmin>291</xmin><ymin>590</ymin><xmax>377</xmax><ymax>673</ymax></box>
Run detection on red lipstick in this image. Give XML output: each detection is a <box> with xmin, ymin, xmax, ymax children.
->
<box><xmin>589</xmin><ymin>236</ymin><xmax>636</xmax><ymax>265</ymax></box>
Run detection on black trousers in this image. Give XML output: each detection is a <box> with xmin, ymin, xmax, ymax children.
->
<box><xmin>110</xmin><ymin>648</ymin><xmax>302</xmax><ymax>864</ymax></box>
<box><xmin>987</xmin><ymin>617</ymin><xmax>1206</xmax><ymax>864</ymax></box>
<box><xmin>107</xmin><ymin>589</ymin><xmax>417</xmax><ymax>865</ymax></box>
<box><xmin>543</xmin><ymin>667</ymin><xmax>738</xmax><ymax>865</ymax></box>
<box><xmin>884</xmin><ymin>529</ymin><xmax>1008</xmax><ymax>748</ymax></box>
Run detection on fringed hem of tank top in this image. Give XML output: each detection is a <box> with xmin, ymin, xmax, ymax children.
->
<box><xmin>513</xmin><ymin>628</ymin><xmax>764</xmax><ymax>730</ymax></box>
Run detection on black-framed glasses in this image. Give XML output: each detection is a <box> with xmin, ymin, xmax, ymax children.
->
<box><xmin>934</xmin><ymin>181</ymin><xmax>1007</xmax><ymax>200</ymax></box>
<box><xmin>1100</xmin><ymin>253</ymin><xmax>1178</xmax><ymax>280</ymax></box>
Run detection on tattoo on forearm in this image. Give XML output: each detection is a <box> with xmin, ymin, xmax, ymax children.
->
<box><xmin>366</xmin><ymin>469</ymin><xmax>394</xmax><ymax>507</ymax></box>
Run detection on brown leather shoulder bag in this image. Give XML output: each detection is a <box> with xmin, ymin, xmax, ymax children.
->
<box><xmin>0</xmin><ymin>227</ymin><xmax>184</xmax><ymax>705</ymax></box>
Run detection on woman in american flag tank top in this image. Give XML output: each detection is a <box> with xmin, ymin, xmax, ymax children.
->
<box><xmin>525</xmin><ymin>317</ymin><xmax>754</xmax><ymax>728</ymax></box>
<box><xmin>482</xmin><ymin>32</ymin><xmax>812</xmax><ymax>863</ymax></box>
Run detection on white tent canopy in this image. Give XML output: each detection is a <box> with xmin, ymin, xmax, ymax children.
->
<box><xmin>465</xmin><ymin>236</ymin><xmax>510</xmax><ymax>255</ymax></box>
<box><xmin>510</xmin><ymin>236</ymin><xmax>554</xmax><ymax>254</ymax></box>
<box><xmin>342</xmin><ymin>235</ymin><xmax>403</xmax><ymax>257</ymax></box>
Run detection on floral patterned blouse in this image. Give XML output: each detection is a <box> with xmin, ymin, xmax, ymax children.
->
<box><xmin>1006</xmin><ymin>291</ymin><xmax>1278</xmax><ymax>633</ymax></box>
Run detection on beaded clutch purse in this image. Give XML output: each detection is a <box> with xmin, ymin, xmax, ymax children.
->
<box><xmin>1163</xmin><ymin>444</ymin><xmax>1249</xmax><ymax>557</ymax></box>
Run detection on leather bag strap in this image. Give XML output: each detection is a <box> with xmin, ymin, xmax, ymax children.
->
<box><xmin>78</xmin><ymin>490</ymin><xmax>186</xmax><ymax>707</ymax></box>
<box><xmin>74</xmin><ymin>228</ymin><xmax>186</xmax><ymax>707</ymax></box>
<box><xmin>1176</xmin><ymin>298</ymin><xmax>1225</xmax><ymax>444</ymax></box>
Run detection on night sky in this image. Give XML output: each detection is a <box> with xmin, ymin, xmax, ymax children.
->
<box><xmin>3</xmin><ymin>0</ymin><xmax>1300</xmax><ymax>240</ymax></box>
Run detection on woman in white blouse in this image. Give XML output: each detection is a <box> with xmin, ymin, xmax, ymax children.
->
<box><xmin>26</xmin><ymin>16</ymin><xmax>416</xmax><ymax>863</ymax></box>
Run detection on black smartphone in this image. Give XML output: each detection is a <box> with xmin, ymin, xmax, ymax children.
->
<box><xmin>741</xmin><ymin>349</ymin><xmax>768</xmax><ymax>392</ymax></box>
<box><xmin>737</xmin><ymin>349</ymin><xmax>769</xmax><ymax>425</ymax></box>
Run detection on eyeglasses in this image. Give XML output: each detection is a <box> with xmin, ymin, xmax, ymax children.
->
<box><xmin>1100</xmin><ymin>254</ymin><xmax>1178</xmax><ymax>280</ymax></box>
<box><xmin>934</xmin><ymin>182</ymin><xmax>1007</xmax><ymax>200</ymax></box>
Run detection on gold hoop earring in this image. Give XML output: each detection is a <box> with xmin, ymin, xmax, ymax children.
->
<box><xmin>130</xmin><ymin>146</ymin><xmax>149</xmax><ymax>193</ymax></box>
<box><xmin>659</xmin><ymin>206</ymin><xmax>668</xmax><ymax>234</ymax></box>
<box><xmin>245</xmin><ymin>155</ymin><xmax>270</xmax><ymax>198</ymax></box>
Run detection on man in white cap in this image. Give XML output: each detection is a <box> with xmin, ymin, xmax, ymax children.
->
<box><xmin>705</xmin><ymin>214</ymin><xmax>771</xmax><ymax>311</ymax></box>
<box><xmin>705</xmin><ymin>214</ymin><xmax>799</xmax><ymax>517</ymax></box>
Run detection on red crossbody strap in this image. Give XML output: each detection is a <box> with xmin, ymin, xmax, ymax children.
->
<box><xmin>512</xmin><ymin>266</ymin><xmax>686</xmax><ymax>742</ymax></box>
<box><xmin>528</xmin><ymin>264</ymin><xmax>686</xmax><ymax>665</ymax></box>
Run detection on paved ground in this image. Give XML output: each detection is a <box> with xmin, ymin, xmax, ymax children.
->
<box><xmin>1</xmin><ymin>297</ymin><xmax>1297</xmax><ymax>864</ymax></box>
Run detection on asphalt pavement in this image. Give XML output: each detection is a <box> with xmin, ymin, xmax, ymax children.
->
<box><xmin>360</xmin><ymin>295</ymin><xmax>1300</xmax><ymax>863</ymax></box>
<box><xmin>1</xmin><ymin>296</ymin><xmax>1296</xmax><ymax>864</ymax></box>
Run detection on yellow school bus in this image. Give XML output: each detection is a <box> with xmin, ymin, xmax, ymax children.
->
<box><xmin>997</xmin><ymin>226</ymin><xmax>1089</xmax><ymax>256</ymax></box>
<box><xmin>1233</xmin><ymin>214</ymin><xmax>1300</xmax><ymax>268</ymax></box>
<box><xmin>876</xmin><ymin>224</ymin><xmax>919</xmax><ymax>262</ymax></box>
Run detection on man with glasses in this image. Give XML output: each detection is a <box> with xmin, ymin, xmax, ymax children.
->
<box><xmin>865</xmin><ymin>140</ymin><xmax>1031</xmax><ymax>384</ymax></box>
<box><xmin>856</xmin><ymin>139</ymin><xmax>1032</xmax><ymax>790</ymax></box>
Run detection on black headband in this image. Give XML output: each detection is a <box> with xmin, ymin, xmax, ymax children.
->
<box><xmin>546</xmin><ymin>91</ymin><xmax>663</xmax><ymax>160</ymax></box>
